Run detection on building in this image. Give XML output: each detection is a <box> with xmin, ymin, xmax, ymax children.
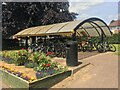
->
<box><xmin>109</xmin><ymin>20</ymin><xmax>120</xmax><ymax>34</ymax></box>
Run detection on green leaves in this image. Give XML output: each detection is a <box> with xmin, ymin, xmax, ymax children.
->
<box><xmin>14</xmin><ymin>50</ymin><xmax>29</xmax><ymax>65</ymax></box>
<box><xmin>2</xmin><ymin>2</ymin><xmax>78</xmax><ymax>39</ymax></box>
<box><xmin>1</xmin><ymin>49</ymin><xmax>68</xmax><ymax>76</ymax></box>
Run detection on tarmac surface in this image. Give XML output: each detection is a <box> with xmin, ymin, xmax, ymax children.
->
<box><xmin>52</xmin><ymin>52</ymin><xmax>118</xmax><ymax>88</ymax></box>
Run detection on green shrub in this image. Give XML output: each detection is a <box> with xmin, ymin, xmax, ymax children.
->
<box><xmin>25</xmin><ymin>62</ymin><xmax>34</xmax><ymax>68</ymax></box>
<box><xmin>28</xmin><ymin>51</ymin><xmax>41</xmax><ymax>64</ymax></box>
<box><xmin>106</xmin><ymin>33</ymin><xmax>120</xmax><ymax>44</ymax></box>
<box><xmin>14</xmin><ymin>50</ymin><xmax>29</xmax><ymax>66</ymax></box>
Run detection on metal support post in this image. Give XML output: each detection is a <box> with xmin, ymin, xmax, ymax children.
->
<box><xmin>25</xmin><ymin>37</ymin><xmax>28</xmax><ymax>49</ymax></box>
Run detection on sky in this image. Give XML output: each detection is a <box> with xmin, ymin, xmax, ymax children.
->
<box><xmin>69</xmin><ymin>0</ymin><xmax>119</xmax><ymax>24</ymax></box>
<box><xmin>2</xmin><ymin>0</ymin><xmax>119</xmax><ymax>25</ymax></box>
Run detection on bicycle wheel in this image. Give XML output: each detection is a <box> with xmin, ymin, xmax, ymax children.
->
<box><xmin>87</xmin><ymin>44</ymin><xmax>93</xmax><ymax>52</ymax></box>
<box><xmin>81</xmin><ymin>44</ymin><xmax>87</xmax><ymax>52</ymax></box>
<box><xmin>82</xmin><ymin>46</ymin><xmax>87</xmax><ymax>52</ymax></box>
<box><xmin>109</xmin><ymin>44</ymin><xmax>116</xmax><ymax>52</ymax></box>
<box><xmin>94</xmin><ymin>43</ymin><xmax>99</xmax><ymax>51</ymax></box>
<box><xmin>61</xmin><ymin>48</ymin><xmax>66</xmax><ymax>58</ymax></box>
<box><xmin>97</xmin><ymin>44</ymin><xmax>105</xmax><ymax>53</ymax></box>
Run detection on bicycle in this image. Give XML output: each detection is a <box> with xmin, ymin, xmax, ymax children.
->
<box><xmin>95</xmin><ymin>41</ymin><xmax>116</xmax><ymax>53</ymax></box>
<box><xmin>81</xmin><ymin>39</ymin><xmax>94</xmax><ymax>52</ymax></box>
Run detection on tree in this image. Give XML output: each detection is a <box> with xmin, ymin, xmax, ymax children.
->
<box><xmin>2</xmin><ymin>2</ymin><xmax>78</xmax><ymax>39</ymax></box>
<box><xmin>110</xmin><ymin>20</ymin><xmax>115</xmax><ymax>24</ymax></box>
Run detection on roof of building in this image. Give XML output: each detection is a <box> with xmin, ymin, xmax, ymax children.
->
<box><xmin>109</xmin><ymin>20</ymin><xmax>120</xmax><ymax>27</ymax></box>
<box><xmin>14</xmin><ymin>17</ymin><xmax>112</xmax><ymax>37</ymax></box>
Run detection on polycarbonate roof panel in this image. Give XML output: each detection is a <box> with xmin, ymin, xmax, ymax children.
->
<box><xmin>94</xmin><ymin>27</ymin><xmax>102</xmax><ymax>35</ymax></box>
<box><xmin>15</xmin><ymin>28</ymin><xmax>30</xmax><ymax>36</ymax></box>
<box><xmin>58</xmin><ymin>20</ymin><xmax>81</xmax><ymax>33</ymax></box>
<box><xmin>36</xmin><ymin>24</ymin><xmax>56</xmax><ymax>35</ymax></box>
<box><xmin>101</xmin><ymin>27</ymin><xmax>112</xmax><ymax>36</ymax></box>
<box><xmin>76</xmin><ymin>30</ymin><xmax>84</xmax><ymax>36</ymax></box>
<box><xmin>89</xmin><ymin>23</ymin><xmax>101</xmax><ymax>35</ymax></box>
<box><xmin>92</xmin><ymin>21</ymin><xmax>111</xmax><ymax>36</ymax></box>
<box><xmin>15</xmin><ymin>27</ymin><xmax>38</xmax><ymax>36</ymax></box>
<box><xmin>81</xmin><ymin>22</ymin><xmax>99</xmax><ymax>36</ymax></box>
<box><xmin>81</xmin><ymin>22</ymin><xmax>93</xmax><ymax>28</ymax></box>
<box><xmin>93</xmin><ymin>21</ymin><xmax>106</xmax><ymax>27</ymax></box>
<box><xmin>77</xmin><ymin>28</ymin><xmax>89</xmax><ymax>36</ymax></box>
<box><xmin>14</xmin><ymin>18</ymin><xmax>112</xmax><ymax>37</ymax></box>
<box><xmin>28</xmin><ymin>26</ymin><xmax>46</xmax><ymax>35</ymax></box>
<box><xmin>77</xmin><ymin>27</ymin><xmax>99</xmax><ymax>37</ymax></box>
<box><xmin>85</xmin><ymin>28</ymin><xmax>99</xmax><ymax>36</ymax></box>
<box><xmin>46</xmin><ymin>22</ymin><xmax>69</xmax><ymax>34</ymax></box>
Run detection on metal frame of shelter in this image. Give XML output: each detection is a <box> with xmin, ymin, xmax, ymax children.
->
<box><xmin>14</xmin><ymin>17</ymin><xmax>112</xmax><ymax>45</ymax></box>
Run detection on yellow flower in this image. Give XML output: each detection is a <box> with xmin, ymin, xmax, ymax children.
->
<box><xmin>21</xmin><ymin>73</ymin><xmax>26</xmax><ymax>77</ymax></box>
<box><xmin>13</xmin><ymin>70</ymin><xmax>17</xmax><ymax>73</ymax></box>
<box><xmin>6</xmin><ymin>67</ymin><xmax>9</xmax><ymax>70</ymax></box>
<box><xmin>10</xmin><ymin>68</ymin><xmax>14</xmax><ymax>72</ymax></box>
<box><xmin>30</xmin><ymin>77</ymin><xmax>36</xmax><ymax>81</ymax></box>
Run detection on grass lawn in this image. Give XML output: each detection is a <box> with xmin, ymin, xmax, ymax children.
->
<box><xmin>114</xmin><ymin>44</ymin><xmax>120</xmax><ymax>55</ymax></box>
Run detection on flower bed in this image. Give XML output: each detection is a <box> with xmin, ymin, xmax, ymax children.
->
<box><xmin>1</xmin><ymin>65</ymin><xmax>36</xmax><ymax>82</ymax></box>
<box><xmin>1</xmin><ymin>68</ymin><xmax>71</xmax><ymax>88</ymax></box>
<box><xmin>0</xmin><ymin>49</ymin><xmax>68</xmax><ymax>82</ymax></box>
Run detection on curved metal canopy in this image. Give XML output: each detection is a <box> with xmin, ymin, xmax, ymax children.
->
<box><xmin>14</xmin><ymin>17</ymin><xmax>112</xmax><ymax>37</ymax></box>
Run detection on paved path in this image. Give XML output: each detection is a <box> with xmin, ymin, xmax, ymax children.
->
<box><xmin>78</xmin><ymin>51</ymin><xmax>99</xmax><ymax>60</ymax></box>
<box><xmin>52</xmin><ymin>52</ymin><xmax>118</xmax><ymax>88</ymax></box>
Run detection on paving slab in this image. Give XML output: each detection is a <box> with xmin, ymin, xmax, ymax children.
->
<box><xmin>52</xmin><ymin>52</ymin><xmax>118</xmax><ymax>88</ymax></box>
<box><xmin>51</xmin><ymin>57</ymin><xmax>91</xmax><ymax>75</ymax></box>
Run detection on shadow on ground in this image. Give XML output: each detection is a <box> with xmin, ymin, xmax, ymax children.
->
<box><xmin>78</xmin><ymin>51</ymin><xmax>99</xmax><ymax>60</ymax></box>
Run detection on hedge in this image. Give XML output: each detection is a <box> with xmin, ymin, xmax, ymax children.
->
<box><xmin>77</xmin><ymin>32</ymin><xmax>120</xmax><ymax>44</ymax></box>
<box><xmin>106</xmin><ymin>33</ymin><xmax>120</xmax><ymax>44</ymax></box>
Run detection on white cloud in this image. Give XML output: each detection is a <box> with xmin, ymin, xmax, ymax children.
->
<box><xmin>76</xmin><ymin>14</ymin><xmax>90</xmax><ymax>20</ymax></box>
<box><xmin>68</xmin><ymin>0</ymin><xmax>105</xmax><ymax>20</ymax></box>
<box><xmin>69</xmin><ymin>0</ymin><xmax>119</xmax><ymax>13</ymax></box>
<box><xmin>69</xmin><ymin>0</ymin><xmax>104</xmax><ymax>13</ymax></box>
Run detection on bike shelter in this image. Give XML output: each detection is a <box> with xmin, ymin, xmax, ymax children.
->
<box><xmin>14</xmin><ymin>17</ymin><xmax>112</xmax><ymax>66</ymax></box>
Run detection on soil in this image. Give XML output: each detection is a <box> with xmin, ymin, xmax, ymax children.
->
<box><xmin>0</xmin><ymin>61</ymin><xmax>37</xmax><ymax>79</ymax></box>
<box><xmin>0</xmin><ymin>58</ymin><xmax>66</xmax><ymax>80</ymax></box>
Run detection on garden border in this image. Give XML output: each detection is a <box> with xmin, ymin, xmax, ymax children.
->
<box><xmin>1</xmin><ymin>69</ymin><xmax>71</xmax><ymax>89</ymax></box>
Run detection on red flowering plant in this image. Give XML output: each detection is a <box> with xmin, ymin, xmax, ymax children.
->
<box><xmin>34</xmin><ymin>53</ymin><xmax>68</xmax><ymax>79</ymax></box>
<box><xmin>35</xmin><ymin>62</ymin><xmax>54</xmax><ymax>79</ymax></box>
<box><xmin>22</xmin><ymin>48</ymin><xmax>24</xmax><ymax>50</ymax></box>
<box><xmin>46</xmin><ymin>52</ymin><xmax>55</xmax><ymax>57</ymax></box>
<box><xmin>14</xmin><ymin>49</ymin><xmax>29</xmax><ymax>66</ymax></box>
<box><xmin>34</xmin><ymin>53</ymin><xmax>52</xmax><ymax>71</ymax></box>
<box><xmin>28</xmin><ymin>52</ymin><xmax>41</xmax><ymax>64</ymax></box>
<box><xmin>24</xmin><ymin>51</ymin><xmax>41</xmax><ymax>68</ymax></box>
<box><xmin>34</xmin><ymin>60</ymin><xmax>68</xmax><ymax>79</ymax></box>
